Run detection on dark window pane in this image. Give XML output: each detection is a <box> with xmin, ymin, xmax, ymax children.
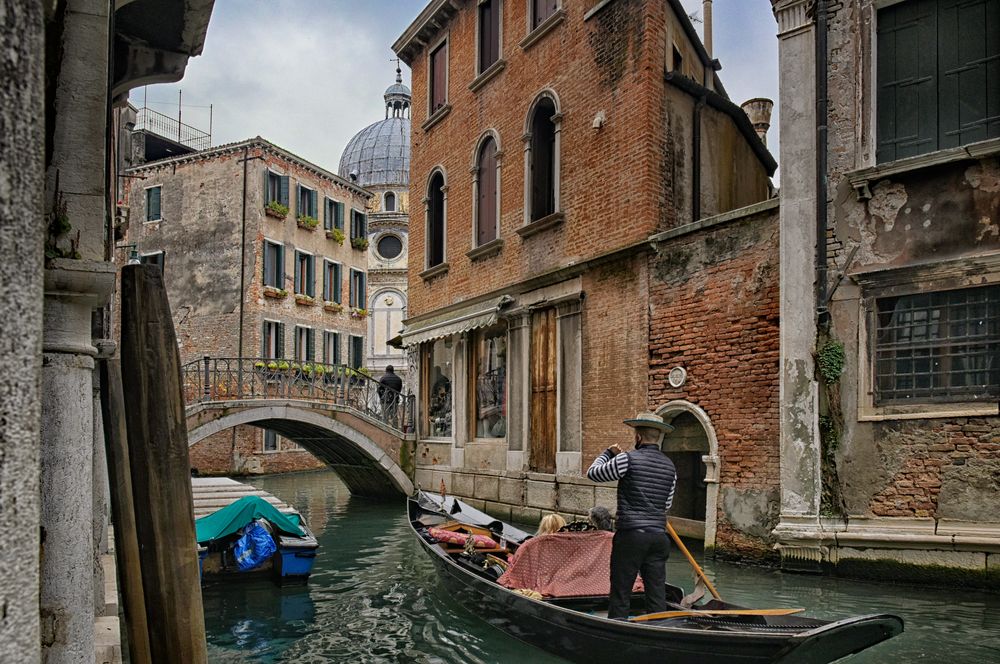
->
<box><xmin>530</xmin><ymin>98</ymin><xmax>556</xmax><ymax>221</ymax></box>
<box><xmin>377</xmin><ymin>234</ymin><xmax>403</xmax><ymax>260</ymax></box>
<box><xmin>427</xmin><ymin>172</ymin><xmax>446</xmax><ymax>267</ymax></box>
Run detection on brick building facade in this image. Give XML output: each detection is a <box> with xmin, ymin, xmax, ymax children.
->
<box><xmin>772</xmin><ymin>0</ymin><xmax>1000</xmax><ymax>584</ymax></box>
<box><xmin>393</xmin><ymin>0</ymin><xmax>779</xmax><ymax>556</ymax></box>
<box><xmin>120</xmin><ymin>138</ymin><xmax>372</xmax><ymax>475</ymax></box>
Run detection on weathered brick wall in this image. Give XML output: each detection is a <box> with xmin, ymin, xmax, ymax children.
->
<box><xmin>647</xmin><ymin>207</ymin><xmax>781</xmax><ymax>558</ymax></box>
<box><xmin>580</xmin><ymin>254</ymin><xmax>650</xmax><ymax>462</ymax></box>
<box><xmin>189</xmin><ymin>426</ymin><xmax>325</xmax><ymax>476</ymax></box>
<box><xmin>866</xmin><ymin>419</ymin><xmax>1000</xmax><ymax>520</ymax></box>
<box><xmin>406</xmin><ymin>0</ymin><xmax>670</xmax><ymax>318</ymax></box>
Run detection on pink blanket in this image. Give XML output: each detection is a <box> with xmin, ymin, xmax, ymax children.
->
<box><xmin>498</xmin><ymin>530</ymin><xmax>644</xmax><ymax>598</ymax></box>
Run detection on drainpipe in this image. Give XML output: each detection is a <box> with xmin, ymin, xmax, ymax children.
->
<box><xmin>815</xmin><ymin>0</ymin><xmax>830</xmax><ymax>329</ymax></box>
<box><xmin>238</xmin><ymin>145</ymin><xmax>249</xmax><ymax>359</ymax></box>
<box><xmin>692</xmin><ymin>96</ymin><xmax>706</xmax><ymax>223</ymax></box>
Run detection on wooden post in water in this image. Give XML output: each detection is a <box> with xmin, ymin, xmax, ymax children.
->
<box><xmin>98</xmin><ymin>358</ymin><xmax>152</xmax><ymax>664</ymax></box>
<box><xmin>120</xmin><ymin>264</ymin><xmax>208</xmax><ymax>663</ymax></box>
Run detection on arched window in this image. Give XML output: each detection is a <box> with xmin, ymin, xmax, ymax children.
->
<box><xmin>528</xmin><ymin>96</ymin><xmax>558</xmax><ymax>222</ymax></box>
<box><xmin>427</xmin><ymin>171</ymin><xmax>446</xmax><ymax>268</ymax></box>
<box><xmin>475</xmin><ymin>137</ymin><xmax>498</xmax><ymax>247</ymax></box>
<box><xmin>384</xmin><ymin>191</ymin><xmax>396</xmax><ymax>212</ymax></box>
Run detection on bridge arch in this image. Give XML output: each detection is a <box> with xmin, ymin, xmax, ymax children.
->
<box><xmin>187</xmin><ymin>402</ymin><xmax>413</xmax><ymax>498</ymax></box>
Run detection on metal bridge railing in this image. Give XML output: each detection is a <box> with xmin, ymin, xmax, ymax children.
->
<box><xmin>182</xmin><ymin>357</ymin><xmax>414</xmax><ymax>434</ymax></box>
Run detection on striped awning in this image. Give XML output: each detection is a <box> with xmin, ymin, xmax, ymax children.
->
<box><xmin>399</xmin><ymin>296</ymin><xmax>512</xmax><ymax>347</ymax></box>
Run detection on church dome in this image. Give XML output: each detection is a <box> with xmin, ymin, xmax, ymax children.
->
<box><xmin>338</xmin><ymin>67</ymin><xmax>411</xmax><ymax>188</ymax></box>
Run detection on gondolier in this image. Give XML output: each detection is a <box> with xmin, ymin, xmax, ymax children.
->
<box><xmin>587</xmin><ymin>412</ymin><xmax>677</xmax><ymax>620</ymax></box>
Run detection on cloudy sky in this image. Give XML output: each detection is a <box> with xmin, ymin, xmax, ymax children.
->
<box><xmin>134</xmin><ymin>0</ymin><xmax>779</xmax><ymax>174</ymax></box>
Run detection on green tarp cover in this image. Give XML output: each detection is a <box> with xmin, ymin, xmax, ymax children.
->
<box><xmin>195</xmin><ymin>495</ymin><xmax>305</xmax><ymax>544</ymax></box>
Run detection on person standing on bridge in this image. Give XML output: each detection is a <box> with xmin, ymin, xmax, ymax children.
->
<box><xmin>378</xmin><ymin>365</ymin><xmax>403</xmax><ymax>425</ymax></box>
<box><xmin>587</xmin><ymin>412</ymin><xmax>677</xmax><ymax>620</ymax></box>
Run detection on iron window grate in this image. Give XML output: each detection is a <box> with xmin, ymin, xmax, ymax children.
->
<box><xmin>874</xmin><ymin>285</ymin><xmax>1000</xmax><ymax>404</ymax></box>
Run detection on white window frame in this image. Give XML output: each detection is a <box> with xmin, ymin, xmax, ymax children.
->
<box><xmin>262</xmin><ymin>238</ymin><xmax>284</xmax><ymax>289</ymax></box>
<box><xmin>294</xmin><ymin>324</ymin><xmax>313</xmax><ymax>363</ymax></box>
<box><xmin>294</xmin><ymin>248</ymin><xmax>315</xmax><ymax>297</ymax></box>
<box><xmin>262</xmin><ymin>318</ymin><xmax>281</xmax><ymax>359</ymax></box>
<box><xmin>323</xmin><ymin>329</ymin><xmax>341</xmax><ymax>366</ymax></box>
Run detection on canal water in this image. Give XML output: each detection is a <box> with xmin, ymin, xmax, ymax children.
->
<box><xmin>202</xmin><ymin>470</ymin><xmax>1000</xmax><ymax>663</ymax></box>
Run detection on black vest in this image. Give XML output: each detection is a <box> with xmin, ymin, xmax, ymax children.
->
<box><xmin>616</xmin><ymin>445</ymin><xmax>677</xmax><ymax>531</ymax></box>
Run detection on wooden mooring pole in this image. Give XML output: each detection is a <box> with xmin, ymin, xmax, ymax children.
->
<box><xmin>120</xmin><ymin>264</ymin><xmax>208</xmax><ymax>663</ymax></box>
<box><xmin>99</xmin><ymin>358</ymin><xmax>152</xmax><ymax>664</ymax></box>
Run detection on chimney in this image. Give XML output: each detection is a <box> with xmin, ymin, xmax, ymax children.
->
<box><xmin>741</xmin><ymin>98</ymin><xmax>774</xmax><ymax>146</ymax></box>
<box><xmin>703</xmin><ymin>0</ymin><xmax>713</xmax><ymax>58</ymax></box>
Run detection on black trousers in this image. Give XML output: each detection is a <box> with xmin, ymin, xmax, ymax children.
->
<box><xmin>608</xmin><ymin>528</ymin><xmax>670</xmax><ymax>620</ymax></box>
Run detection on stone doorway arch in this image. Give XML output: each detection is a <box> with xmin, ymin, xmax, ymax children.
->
<box><xmin>655</xmin><ymin>400</ymin><xmax>720</xmax><ymax>549</ymax></box>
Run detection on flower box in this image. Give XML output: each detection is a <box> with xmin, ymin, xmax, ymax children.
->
<box><xmin>265</xmin><ymin>201</ymin><xmax>288</xmax><ymax>219</ymax></box>
<box><xmin>350</xmin><ymin>307</ymin><xmax>369</xmax><ymax>319</ymax></box>
<box><xmin>294</xmin><ymin>294</ymin><xmax>317</xmax><ymax>306</ymax></box>
<box><xmin>326</xmin><ymin>228</ymin><xmax>345</xmax><ymax>245</ymax></box>
<box><xmin>351</xmin><ymin>237</ymin><xmax>369</xmax><ymax>251</ymax></box>
<box><xmin>297</xmin><ymin>214</ymin><xmax>319</xmax><ymax>230</ymax></box>
<box><xmin>323</xmin><ymin>301</ymin><xmax>344</xmax><ymax>313</ymax></box>
<box><xmin>263</xmin><ymin>286</ymin><xmax>288</xmax><ymax>299</ymax></box>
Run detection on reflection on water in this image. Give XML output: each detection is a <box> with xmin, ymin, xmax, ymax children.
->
<box><xmin>203</xmin><ymin>470</ymin><xmax>1000</xmax><ymax>663</ymax></box>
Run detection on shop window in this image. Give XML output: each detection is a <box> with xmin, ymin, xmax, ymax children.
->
<box><xmin>874</xmin><ymin>285</ymin><xmax>999</xmax><ymax>404</ymax></box>
<box><xmin>472</xmin><ymin>324</ymin><xmax>507</xmax><ymax>438</ymax></box>
<box><xmin>421</xmin><ymin>338</ymin><xmax>453</xmax><ymax>438</ymax></box>
<box><xmin>876</xmin><ymin>0</ymin><xmax>1000</xmax><ymax>163</ymax></box>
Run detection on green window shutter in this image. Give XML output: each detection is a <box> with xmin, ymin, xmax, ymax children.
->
<box><xmin>360</xmin><ymin>272</ymin><xmax>366</xmax><ymax>307</ymax></box>
<box><xmin>307</xmin><ymin>328</ymin><xmax>315</xmax><ymax>361</ymax></box>
<box><xmin>293</xmin><ymin>252</ymin><xmax>301</xmax><ymax>293</ymax></box>
<box><xmin>277</xmin><ymin>246</ymin><xmax>285</xmax><ymax>289</ymax></box>
<box><xmin>877</xmin><ymin>0</ymin><xmax>939</xmax><ymax>162</ymax></box>
<box><xmin>337</xmin><ymin>202</ymin><xmax>344</xmax><ymax>230</ymax></box>
<box><xmin>147</xmin><ymin>187</ymin><xmax>161</xmax><ymax>221</ymax></box>
<box><xmin>264</xmin><ymin>170</ymin><xmax>270</xmax><ymax>203</ymax></box>
<box><xmin>323</xmin><ymin>198</ymin><xmax>332</xmax><ymax>230</ymax></box>
<box><xmin>261</xmin><ymin>321</ymin><xmax>267</xmax><ymax>356</ymax></box>
<box><xmin>310</xmin><ymin>190</ymin><xmax>318</xmax><ymax>217</ymax></box>
<box><xmin>937</xmin><ymin>0</ymin><xmax>1000</xmax><ymax>149</ymax></box>
<box><xmin>276</xmin><ymin>323</ymin><xmax>285</xmax><ymax>359</ymax></box>
<box><xmin>349</xmin><ymin>271</ymin><xmax>355</xmax><ymax>308</ymax></box>
<box><xmin>307</xmin><ymin>256</ymin><xmax>315</xmax><ymax>297</ymax></box>
<box><xmin>293</xmin><ymin>327</ymin><xmax>300</xmax><ymax>360</ymax></box>
<box><xmin>334</xmin><ymin>264</ymin><xmax>342</xmax><ymax>303</ymax></box>
<box><xmin>279</xmin><ymin>176</ymin><xmax>289</xmax><ymax>206</ymax></box>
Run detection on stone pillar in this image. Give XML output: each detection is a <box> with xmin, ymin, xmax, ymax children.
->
<box><xmin>0</xmin><ymin>2</ymin><xmax>44</xmax><ymax>662</ymax></box>
<box><xmin>771</xmin><ymin>0</ymin><xmax>823</xmax><ymax>568</ymax></box>
<box><xmin>555</xmin><ymin>298</ymin><xmax>582</xmax><ymax>475</ymax></box>
<box><xmin>505</xmin><ymin>311</ymin><xmax>531</xmax><ymax>470</ymax></box>
<box><xmin>451</xmin><ymin>334</ymin><xmax>467</xmax><ymax>468</ymax></box>
<box><xmin>40</xmin><ymin>261</ymin><xmax>116</xmax><ymax>662</ymax></box>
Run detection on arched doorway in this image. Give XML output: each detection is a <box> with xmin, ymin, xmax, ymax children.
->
<box><xmin>655</xmin><ymin>401</ymin><xmax>720</xmax><ymax>548</ymax></box>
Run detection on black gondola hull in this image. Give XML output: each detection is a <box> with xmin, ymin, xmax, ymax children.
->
<box><xmin>408</xmin><ymin>495</ymin><xmax>902</xmax><ymax>664</ymax></box>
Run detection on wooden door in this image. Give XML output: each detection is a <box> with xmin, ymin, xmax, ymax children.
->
<box><xmin>529</xmin><ymin>309</ymin><xmax>557</xmax><ymax>473</ymax></box>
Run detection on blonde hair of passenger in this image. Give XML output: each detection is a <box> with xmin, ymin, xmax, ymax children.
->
<box><xmin>536</xmin><ymin>513</ymin><xmax>566</xmax><ymax>536</ymax></box>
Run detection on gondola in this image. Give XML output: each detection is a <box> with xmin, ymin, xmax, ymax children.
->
<box><xmin>407</xmin><ymin>491</ymin><xmax>903</xmax><ymax>664</ymax></box>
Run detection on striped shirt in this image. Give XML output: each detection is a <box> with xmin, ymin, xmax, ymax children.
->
<box><xmin>587</xmin><ymin>448</ymin><xmax>675</xmax><ymax>511</ymax></box>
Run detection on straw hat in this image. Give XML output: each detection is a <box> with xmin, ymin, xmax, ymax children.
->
<box><xmin>623</xmin><ymin>412</ymin><xmax>675</xmax><ymax>434</ymax></box>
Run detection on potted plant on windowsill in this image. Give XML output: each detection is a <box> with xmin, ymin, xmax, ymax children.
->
<box><xmin>294</xmin><ymin>293</ymin><xmax>317</xmax><ymax>306</ymax></box>
<box><xmin>297</xmin><ymin>214</ymin><xmax>319</xmax><ymax>230</ymax></box>
<box><xmin>326</xmin><ymin>228</ymin><xmax>345</xmax><ymax>245</ymax></box>
<box><xmin>277</xmin><ymin>360</ymin><xmax>290</xmax><ymax>372</ymax></box>
<box><xmin>351</xmin><ymin>236</ymin><xmax>369</xmax><ymax>251</ymax></box>
<box><xmin>350</xmin><ymin>307</ymin><xmax>368</xmax><ymax>319</ymax></box>
<box><xmin>263</xmin><ymin>286</ymin><xmax>288</xmax><ymax>299</ymax></box>
<box><xmin>323</xmin><ymin>301</ymin><xmax>344</xmax><ymax>313</ymax></box>
<box><xmin>265</xmin><ymin>201</ymin><xmax>289</xmax><ymax>219</ymax></box>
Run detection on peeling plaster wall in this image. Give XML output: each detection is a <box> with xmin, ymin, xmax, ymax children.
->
<box><xmin>824</xmin><ymin>1</ymin><xmax>1000</xmax><ymax>527</ymax></box>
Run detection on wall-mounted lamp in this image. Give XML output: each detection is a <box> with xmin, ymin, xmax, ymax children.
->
<box><xmin>117</xmin><ymin>243</ymin><xmax>141</xmax><ymax>265</ymax></box>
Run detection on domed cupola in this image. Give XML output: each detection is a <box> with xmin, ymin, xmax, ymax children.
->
<box><xmin>338</xmin><ymin>66</ymin><xmax>411</xmax><ymax>188</ymax></box>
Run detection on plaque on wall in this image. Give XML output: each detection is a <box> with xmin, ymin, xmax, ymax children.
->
<box><xmin>668</xmin><ymin>366</ymin><xmax>687</xmax><ymax>388</ymax></box>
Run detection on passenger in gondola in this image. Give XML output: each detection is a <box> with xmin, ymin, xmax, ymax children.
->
<box><xmin>535</xmin><ymin>513</ymin><xmax>566</xmax><ymax>537</ymax></box>
<box><xmin>589</xmin><ymin>506</ymin><xmax>614</xmax><ymax>532</ymax></box>
<box><xmin>587</xmin><ymin>412</ymin><xmax>677</xmax><ymax>620</ymax></box>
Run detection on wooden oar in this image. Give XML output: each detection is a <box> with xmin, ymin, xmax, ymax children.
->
<box><xmin>630</xmin><ymin>607</ymin><xmax>806</xmax><ymax>623</ymax></box>
<box><xmin>667</xmin><ymin>520</ymin><xmax>722</xmax><ymax>601</ymax></box>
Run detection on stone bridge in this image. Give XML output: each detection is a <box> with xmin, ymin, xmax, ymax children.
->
<box><xmin>182</xmin><ymin>357</ymin><xmax>416</xmax><ymax>497</ymax></box>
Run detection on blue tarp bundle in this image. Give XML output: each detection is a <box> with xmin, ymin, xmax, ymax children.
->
<box><xmin>234</xmin><ymin>521</ymin><xmax>278</xmax><ymax>571</ymax></box>
<box><xmin>195</xmin><ymin>495</ymin><xmax>305</xmax><ymax>544</ymax></box>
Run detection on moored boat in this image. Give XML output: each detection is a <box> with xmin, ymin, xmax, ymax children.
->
<box><xmin>193</xmin><ymin>477</ymin><xmax>319</xmax><ymax>583</ymax></box>
<box><xmin>407</xmin><ymin>491</ymin><xmax>903</xmax><ymax>664</ymax></box>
